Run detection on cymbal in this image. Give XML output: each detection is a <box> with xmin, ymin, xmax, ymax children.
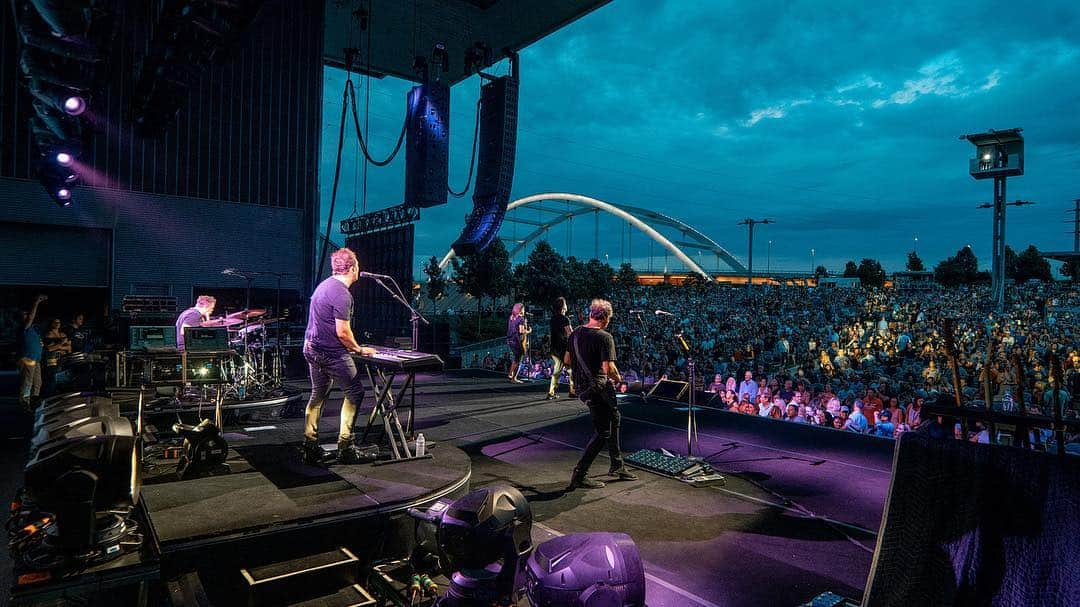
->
<box><xmin>203</xmin><ymin>317</ymin><xmax>243</xmax><ymax>328</ymax></box>
<box><xmin>226</xmin><ymin>308</ymin><xmax>266</xmax><ymax>320</ymax></box>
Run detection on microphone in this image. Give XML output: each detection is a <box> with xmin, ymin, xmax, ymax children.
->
<box><xmin>655</xmin><ymin>309</ymin><xmax>674</xmax><ymax>316</ymax></box>
<box><xmin>359</xmin><ymin>271</ymin><xmax>392</xmax><ymax>279</ymax></box>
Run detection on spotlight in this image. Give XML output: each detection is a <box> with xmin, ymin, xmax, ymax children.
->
<box><xmin>983</xmin><ymin>153</ymin><xmax>992</xmax><ymax>161</ymax></box>
<box><xmin>63</xmin><ymin>95</ymin><xmax>86</xmax><ymax>115</ymax></box>
<box><xmin>409</xmin><ymin>485</ymin><xmax>533</xmax><ymax>606</ymax></box>
<box><xmin>55</xmin><ymin>152</ymin><xmax>73</xmax><ymax>166</ymax></box>
<box><xmin>525</xmin><ymin>532</ymin><xmax>646</xmax><ymax>607</ymax></box>
<box><xmin>57</xmin><ymin>187</ymin><xmax>71</xmax><ymax>200</ymax></box>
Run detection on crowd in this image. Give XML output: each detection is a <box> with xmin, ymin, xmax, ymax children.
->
<box><xmin>476</xmin><ymin>281</ymin><xmax>1080</xmax><ymax>444</ymax></box>
<box><xmin>11</xmin><ymin>296</ymin><xmax>93</xmax><ymax>410</ymax></box>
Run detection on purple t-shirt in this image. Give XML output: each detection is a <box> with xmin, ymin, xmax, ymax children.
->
<box><xmin>305</xmin><ymin>277</ymin><xmax>353</xmax><ymax>354</ymax></box>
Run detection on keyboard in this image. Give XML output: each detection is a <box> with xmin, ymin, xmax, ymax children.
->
<box><xmin>353</xmin><ymin>347</ymin><xmax>444</xmax><ymax>372</ymax></box>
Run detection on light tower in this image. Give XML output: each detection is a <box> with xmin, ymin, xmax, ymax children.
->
<box><xmin>961</xmin><ymin>128</ymin><xmax>1024</xmax><ymax>311</ymax></box>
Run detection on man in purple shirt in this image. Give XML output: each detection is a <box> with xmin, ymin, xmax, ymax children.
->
<box><xmin>302</xmin><ymin>248</ymin><xmax>376</xmax><ymax>465</ymax></box>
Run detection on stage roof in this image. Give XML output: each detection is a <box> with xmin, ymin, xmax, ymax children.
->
<box><xmin>1041</xmin><ymin>251</ymin><xmax>1080</xmax><ymax>263</ymax></box>
<box><xmin>324</xmin><ymin>0</ymin><xmax>611</xmax><ymax>84</ymax></box>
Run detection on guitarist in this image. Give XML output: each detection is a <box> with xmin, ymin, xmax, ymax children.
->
<box><xmin>506</xmin><ymin>303</ymin><xmax>531</xmax><ymax>383</ymax></box>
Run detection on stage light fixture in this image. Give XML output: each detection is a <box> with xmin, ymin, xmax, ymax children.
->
<box><xmin>63</xmin><ymin>95</ymin><xmax>86</xmax><ymax>115</ymax></box>
<box><xmin>55</xmin><ymin>151</ymin><xmax>73</xmax><ymax>166</ymax></box>
<box><xmin>57</xmin><ymin>187</ymin><xmax>71</xmax><ymax>200</ymax></box>
<box><xmin>525</xmin><ymin>532</ymin><xmax>646</xmax><ymax>607</ymax></box>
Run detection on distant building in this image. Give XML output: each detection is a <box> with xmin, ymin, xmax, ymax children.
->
<box><xmin>892</xmin><ymin>271</ymin><xmax>935</xmax><ymax>291</ymax></box>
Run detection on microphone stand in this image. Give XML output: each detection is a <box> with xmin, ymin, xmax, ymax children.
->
<box><xmin>367</xmin><ymin>275</ymin><xmax>430</xmax><ymax>351</ymax></box>
<box><xmin>657</xmin><ymin>312</ymin><xmax>699</xmax><ymax>457</ymax></box>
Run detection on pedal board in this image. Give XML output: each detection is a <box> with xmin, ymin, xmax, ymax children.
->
<box><xmin>684</xmin><ymin>472</ymin><xmax>726</xmax><ymax>488</ymax></box>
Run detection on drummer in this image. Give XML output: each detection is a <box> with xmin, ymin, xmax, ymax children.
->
<box><xmin>175</xmin><ymin>295</ymin><xmax>216</xmax><ymax>351</ymax></box>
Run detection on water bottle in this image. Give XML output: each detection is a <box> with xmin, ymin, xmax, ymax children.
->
<box><xmin>415</xmin><ymin>433</ymin><xmax>426</xmax><ymax>457</ymax></box>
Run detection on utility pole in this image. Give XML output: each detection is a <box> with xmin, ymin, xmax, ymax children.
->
<box><xmin>737</xmin><ymin>218</ymin><xmax>773</xmax><ymax>291</ymax></box>
<box><xmin>1068</xmin><ymin>199</ymin><xmax>1080</xmax><ymax>253</ymax></box>
<box><xmin>976</xmin><ymin>198</ymin><xmax>1035</xmax><ymax>309</ymax></box>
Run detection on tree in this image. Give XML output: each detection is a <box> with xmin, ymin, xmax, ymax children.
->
<box><xmin>1004</xmin><ymin>245</ymin><xmax>1019</xmax><ymax>280</ymax></box>
<box><xmin>422</xmin><ymin>256</ymin><xmax>447</xmax><ymax>317</ymax></box>
<box><xmin>843</xmin><ymin>261</ymin><xmax>858</xmax><ymax>277</ymax></box>
<box><xmin>519</xmin><ymin>240</ymin><xmax>568</xmax><ymax>308</ymax></box>
<box><xmin>856</xmin><ymin>258</ymin><xmax>886</xmax><ymax>287</ymax></box>
<box><xmin>614</xmin><ymin>262</ymin><xmax>639</xmax><ymax>290</ymax></box>
<box><xmin>564</xmin><ymin>256</ymin><xmax>590</xmax><ymax>305</ymax></box>
<box><xmin>906</xmin><ymin>251</ymin><xmax>925</xmax><ymax>272</ymax></box>
<box><xmin>814</xmin><ymin>265</ymin><xmax>828</xmax><ymax>278</ymax></box>
<box><xmin>1015</xmin><ymin>245</ymin><xmax>1051</xmax><ymax>282</ymax></box>
<box><xmin>1061</xmin><ymin>259</ymin><xmax>1080</xmax><ymax>282</ymax></box>
<box><xmin>451</xmin><ymin>239</ymin><xmax>513</xmax><ymax>321</ymax></box>
<box><xmin>583</xmin><ymin>258</ymin><xmax>615</xmax><ymax>300</ymax></box>
<box><xmin>934</xmin><ymin>246</ymin><xmax>980</xmax><ymax>286</ymax></box>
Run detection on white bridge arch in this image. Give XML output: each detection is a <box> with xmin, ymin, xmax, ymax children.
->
<box><xmin>439</xmin><ymin>193</ymin><xmax>745</xmax><ymax>279</ymax></box>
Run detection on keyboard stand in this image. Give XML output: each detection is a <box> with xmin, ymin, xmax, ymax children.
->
<box><xmin>360</xmin><ymin>365</ymin><xmax>431</xmax><ymax>465</ymax></box>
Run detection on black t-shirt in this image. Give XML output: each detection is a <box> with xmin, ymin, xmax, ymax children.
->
<box><xmin>506</xmin><ymin>316</ymin><xmax>526</xmax><ymax>348</ymax></box>
<box><xmin>305</xmin><ymin>277</ymin><xmax>354</xmax><ymax>354</ymax></box>
<box><xmin>65</xmin><ymin>324</ymin><xmax>88</xmax><ymax>352</ymax></box>
<box><xmin>568</xmin><ymin>326</ymin><xmax>616</xmax><ymax>391</ymax></box>
<box><xmin>175</xmin><ymin>307</ymin><xmax>204</xmax><ymax>351</ymax></box>
<box><xmin>549</xmin><ymin>313</ymin><xmax>571</xmax><ymax>357</ymax></box>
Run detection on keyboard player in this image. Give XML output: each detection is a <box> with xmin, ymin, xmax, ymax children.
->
<box><xmin>301</xmin><ymin>248</ymin><xmax>376</xmax><ymax>465</ymax></box>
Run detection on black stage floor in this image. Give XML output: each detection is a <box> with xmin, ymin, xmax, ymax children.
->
<box><xmin>140</xmin><ymin>429</ymin><xmax>471</xmax><ymax>552</ymax></box>
<box><xmin>2</xmin><ymin>370</ymin><xmax>896</xmax><ymax>606</ymax></box>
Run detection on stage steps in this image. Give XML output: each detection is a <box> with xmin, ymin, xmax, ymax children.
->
<box><xmin>240</xmin><ymin>546</ymin><xmax>374</xmax><ymax>607</ymax></box>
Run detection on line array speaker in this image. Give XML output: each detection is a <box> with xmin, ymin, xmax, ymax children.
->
<box><xmin>452</xmin><ymin>75</ymin><xmax>518</xmax><ymax>256</ymax></box>
<box><xmin>404</xmin><ymin>82</ymin><xmax>450</xmax><ymax>208</ymax></box>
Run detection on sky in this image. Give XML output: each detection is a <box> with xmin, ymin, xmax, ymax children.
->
<box><xmin>319</xmin><ymin>0</ymin><xmax>1080</xmax><ymax>277</ymax></box>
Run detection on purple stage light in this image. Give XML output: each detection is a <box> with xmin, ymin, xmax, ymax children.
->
<box><xmin>525</xmin><ymin>532</ymin><xmax>646</xmax><ymax>607</ymax></box>
<box><xmin>55</xmin><ymin>152</ymin><xmax>73</xmax><ymax>166</ymax></box>
<box><xmin>63</xmin><ymin>96</ymin><xmax>86</xmax><ymax>116</ymax></box>
<box><xmin>57</xmin><ymin>188</ymin><xmax>71</xmax><ymax>200</ymax></box>
<box><xmin>64</xmin><ymin>172</ymin><xmax>78</xmax><ymax>183</ymax></box>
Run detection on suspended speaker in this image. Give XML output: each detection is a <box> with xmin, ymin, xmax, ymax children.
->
<box><xmin>451</xmin><ymin>75</ymin><xmax>518</xmax><ymax>256</ymax></box>
<box><xmin>404</xmin><ymin>82</ymin><xmax>450</xmax><ymax>208</ymax></box>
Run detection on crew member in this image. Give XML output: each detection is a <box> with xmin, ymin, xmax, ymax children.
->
<box><xmin>175</xmin><ymin>295</ymin><xmax>216</xmax><ymax>351</ymax></box>
<box><xmin>506</xmin><ymin>302</ymin><xmax>530</xmax><ymax>383</ymax></box>
<box><xmin>564</xmin><ymin>299</ymin><xmax>637</xmax><ymax>489</ymax></box>
<box><xmin>547</xmin><ymin>297</ymin><xmax>574</xmax><ymax>400</ymax></box>
<box><xmin>302</xmin><ymin>248</ymin><xmax>376</xmax><ymax>465</ymax></box>
<box><xmin>18</xmin><ymin>295</ymin><xmax>47</xmax><ymax>411</ymax></box>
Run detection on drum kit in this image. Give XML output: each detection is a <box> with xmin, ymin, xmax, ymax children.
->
<box><xmin>201</xmin><ymin>308</ymin><xmax>295</xmax><ymax>399</ymax></box>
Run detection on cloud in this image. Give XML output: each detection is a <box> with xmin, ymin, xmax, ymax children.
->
<box><xmin>742</xmin><ymin>98</ymin><xmax>814</xmax><ymax>127</ymax></box>
<box><xmin>837</xmin><ymin>75</ymin><xmax>884</xmax><ymax>93</ymax></box>
<box><xmin>980</xmin><ymin>69</ymin><xmax>1002</xmax><ymax>91</ymax></box>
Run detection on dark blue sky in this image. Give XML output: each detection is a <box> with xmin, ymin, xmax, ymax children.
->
<box><xmin>320</xmin><ymin>0</ymin><xmax>1080</xmax><ymax>276</ymax></box>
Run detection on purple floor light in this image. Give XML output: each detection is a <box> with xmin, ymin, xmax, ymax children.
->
<box><xmin>525</xmin><ymin>532</ymin><xmax>645</xmax><ymax>607</ymax></box>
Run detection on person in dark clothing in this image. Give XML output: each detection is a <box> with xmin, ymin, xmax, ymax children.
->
<box><xmin>548</xmin><ymin>297</ymin><xmax>575</xmax><ymax>400</ymax></box>
<box><xmin>65</xmin><ymin>313</ymin><xmax>89</xmax><ymax>353</ymax></box>
<box><xmin>506</xmin><ymin>302</ymin><xmax>530</xmax><ymax>383</ymax></box>
<box><xmin>301</xmin><ymin>247</ymin><xmax>376</xmax><ymax>465</ymax></box>
<box><xmin>175</xmin><ymin>295</ymin><xmax>216</xmax><ymax>351</ymax></box>
<box><xmin>564</xmin><ymin>298</ymin><xmax>638</xmax><ymax>489</ymax></box>
<box><xmin>42</xmin><ymin>318</ymin><xmax>71</xmax><ymax>397</ymax></box>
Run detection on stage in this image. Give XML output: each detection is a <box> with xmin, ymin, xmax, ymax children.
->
<box><xmin>4</xmin><ymin>370</ymin><xmax>896</xmax><ymax>606</ymax></box>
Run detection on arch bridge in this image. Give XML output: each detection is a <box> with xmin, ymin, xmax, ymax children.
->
<box><xmin>439</xmin><ymin>193</ymin><xmax>745</xmax><ymax>279</ymax></box>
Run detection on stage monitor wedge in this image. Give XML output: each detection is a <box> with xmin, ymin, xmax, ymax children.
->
<box><xmin>452</xmin><ymin>75</ymin><xmax>518</xmax><ymax>256</ymax></box>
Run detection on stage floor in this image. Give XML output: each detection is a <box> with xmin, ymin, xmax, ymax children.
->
<box><xmin>386</xmin><ymin>370</ymin><xmax>895</xmax><ymax>607</ymax></box>
<box><xmin>140</xmin><ymin>428</ymin><xmax>471</xmax><ymax>552</ymax></box>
